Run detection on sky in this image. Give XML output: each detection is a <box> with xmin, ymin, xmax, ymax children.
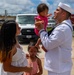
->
<box><xmin>0</xmin><ymin>0</ymin><xmax>74</xmax><ymax>16</ymax></box>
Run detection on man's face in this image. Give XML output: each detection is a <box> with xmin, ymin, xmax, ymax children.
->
<box><xmin>54</xmin><ymin>7</ymin><xmax>63</xmax><ymax>23</ymax></box>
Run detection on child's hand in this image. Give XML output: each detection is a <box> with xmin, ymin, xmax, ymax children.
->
<box><xmin>47</xmin><ymin>14</ymin><xmax>52</xmax><ymax>17</ymax></box>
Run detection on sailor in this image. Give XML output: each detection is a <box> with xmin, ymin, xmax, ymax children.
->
<box><xmin>35</xmin><ymin>2</ymin><xmax>74</xmax><ymax>75</ymax></box>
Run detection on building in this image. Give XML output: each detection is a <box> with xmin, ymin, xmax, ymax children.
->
<box><xmin>0</xmin><ymin>15</ymin><xmax>16</xmax><ymax>20</ymax></box>
<box><xmin>0</xmin><ymin>15</ymin><xmax>16</xmax><ymax>29</ymax></box>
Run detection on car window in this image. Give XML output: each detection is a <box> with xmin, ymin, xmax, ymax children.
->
<box><xmin>17</xmin><ymin>15</ymin><xmax>36</xmax><ymax>25</ymax></box>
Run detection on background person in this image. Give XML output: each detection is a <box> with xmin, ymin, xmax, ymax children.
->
<box><xmin>35</xmin><ymin>2</ymin><xmax>73</xmax><ymax>75</ymax></box>
<box><xmin>0</xmin><ymin>20</ymin><xmax>32</xmax><ymax>75</ymax></box>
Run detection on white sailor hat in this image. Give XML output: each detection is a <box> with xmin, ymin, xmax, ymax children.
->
<box><xmin>58</xmin><ymin>2</ymin><xmax>74</xmax><ymax>14</ymax></box>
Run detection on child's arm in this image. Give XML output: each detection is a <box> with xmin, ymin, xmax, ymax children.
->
<box><xmin>35</xmin><ymin>19</ymin><xmax>44</xmax><ymax>26</ymax></box>
<box><xmin>47</xmin><ymin>14</ymin><xmax>52</xmax><ymax>17</ymax></box>
<box><xmin>35</xmin><ymin>16</ymin><xmax>43</xmax><ymax>24</ymax></box>
<box><xmin>35</xmin><ymin>21</ymin><xmax>44</xmax><ymax>28</ymax></box>
<box><xmin>36</xmin><ymin>58</ymin><xmax>43</xmax><ymax>75</ymax></box>
<box><xmin>3</xmin><ymin>51</ymin><xmax>32</xmax><ymax>73</ymax></box>
<box><xmin>35</xmin><ymin>18</ymin><xmax>44</xmax><ymax>36</ymax></box>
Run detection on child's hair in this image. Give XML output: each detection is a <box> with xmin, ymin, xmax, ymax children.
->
<box><xmin>28</xmin><ymin>41</ymin><xmax>40</xmax><ymax>53</ymax></box>
<box><xmin>37</xmin><ymin>3</ymin><xmax>49</xmax><ymax>14</ymax></box>
<box><xmin>0</xmin><ymin>20</ymin><xmax>17</xmax><ymax>62</ymax></box>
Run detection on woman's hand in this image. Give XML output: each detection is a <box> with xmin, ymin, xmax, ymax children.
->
<box><xmin>33</xmin><ymin>73</ymin><xmax>41</xmax><ymax>75</ymax></box>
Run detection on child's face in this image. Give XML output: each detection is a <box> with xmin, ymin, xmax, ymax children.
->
<box><xmin>28</xmin><ymin>46</ymin><xmax>37</xmax><ymax>57</ymax></box>
<box><xmin>39</xmin><ymin>9</ymin><xmax>48</xmax><ymax>17</ymax></box>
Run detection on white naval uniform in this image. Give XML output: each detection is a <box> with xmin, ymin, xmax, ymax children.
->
<box><xmin>1</xmin><ymin>47</ymin><xmax>28</xmax><ymax>75</ymax></box>
<box><xmin>39</xmin><ymin>19</ymin><xmax>73</xmax><ymax>74</ymax></box>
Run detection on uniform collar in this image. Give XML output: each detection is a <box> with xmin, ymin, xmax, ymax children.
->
<box><xmin>62</xmin><ymin>19</ymin><xmax>72</xmax><ymax>25</ymax></box>
<box><xmin>61</xmin><ymin>19</ymin><xmax>73</xmax><ymax>31</ymax></box>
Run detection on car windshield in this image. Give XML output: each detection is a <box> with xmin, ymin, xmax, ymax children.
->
<box><xmin>48</xmin><ymin>19</ymin><xmax>55</xmax><ymax>23</ymax></box>
<box><xmin>17</xmin><ymin>15</ymin><xmax>36</xmax><ymax>25</ymax></box>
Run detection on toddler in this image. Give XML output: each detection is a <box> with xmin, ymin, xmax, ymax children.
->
<box><xmin>34</xmin><ymin>3</ymin><xmax>52</xmax><ymax>52</ymax></box>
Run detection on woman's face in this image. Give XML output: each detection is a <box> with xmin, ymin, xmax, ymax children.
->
<box><xmin>16</xmin><ymin>23</ymin><xmax>21</xmax><ymax>36</ymax></box>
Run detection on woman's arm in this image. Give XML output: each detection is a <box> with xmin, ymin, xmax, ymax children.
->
<box><xmin>3</xmin><ymin>64</ymin><xmax>32</xmax><ymax>73</ymax></box>
<box><xmin>3</xmin><ymin>50</ymin><xmax>32</xmax><ymax>73</ymax></box>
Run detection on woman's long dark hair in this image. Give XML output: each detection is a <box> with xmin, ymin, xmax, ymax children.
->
<box><xmin>0</xmin><ymin>20</ymin><xmax>17</xmax><ymax>62</ymax></box>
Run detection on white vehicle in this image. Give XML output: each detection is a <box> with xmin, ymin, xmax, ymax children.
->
<box><xmin>16</xmin><ymin>14</ymin><xmax>39</xmax><ymax>43</ymax></box>
<box><xmin>47</xmin><ymin>18</ymin><xmax>56</xmax><ymax>32</ymax></box>
<box><xmin>47</xmin><ymin>18</ymin><xmax>56</xmax><ymax>27</ymax></box>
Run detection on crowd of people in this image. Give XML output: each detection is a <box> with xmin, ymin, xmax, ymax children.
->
<box><xmin>0</xmin><ymin>2</ymin><xmax>74</xmax><ymax>75</ymax></box>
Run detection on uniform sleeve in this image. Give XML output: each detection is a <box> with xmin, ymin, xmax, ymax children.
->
<box><xmin>39</xmin><ymin>27</ymin><xmax>65</xmax><ymax>50</ymax></box>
